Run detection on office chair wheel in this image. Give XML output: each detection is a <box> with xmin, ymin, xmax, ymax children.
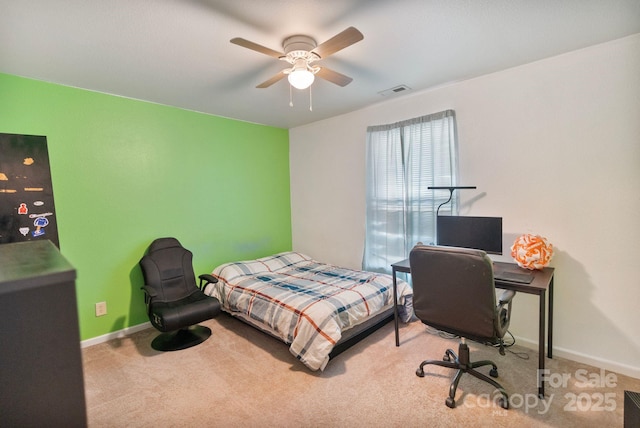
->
<box><xmin>445</xmin><ymin>397</ymin><xmax>456</xmax><ymax>409</ymax></box>
<box><xmin>489</xmin><ymin>368</ymin><xmax>499</xmax><ymax>378</ymax></box>
<box><xmin>416</xmin><ymin>367</ymin><xmax>425</xmax><ymax>377</ymax></box>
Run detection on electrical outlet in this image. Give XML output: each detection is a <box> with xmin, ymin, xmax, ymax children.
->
<box><xmin>95</xmin><ymin>301</ymin><xmax>107</xmax><ymax>317</ymax></box>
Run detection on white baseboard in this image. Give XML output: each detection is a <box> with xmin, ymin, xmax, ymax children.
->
<box><xmin>79</xmin><ymin>324</ymin><xmax>639</xmax><ymax>380</ymax></box>
<box><xmin>514</xmin><ymin>335</ymin><xmax>640</xmax><ymax>380</ymax></box>
<box><xmin>80</xmin><ymin>322</ymin><xmax>152</xmax><ymax>348</ymax></box>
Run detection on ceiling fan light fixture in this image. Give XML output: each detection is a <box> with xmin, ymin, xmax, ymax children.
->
<box><xmin>231</xmin><ymin>27</ymin><xmax>363</xmax><ymax>90</ymax></box>
<box><xmin>288</xmin><ymin>67</ymin><xmax>315</xmax><ymax>90</ymax></box>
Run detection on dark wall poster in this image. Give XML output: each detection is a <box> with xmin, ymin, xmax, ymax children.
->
<box><xmin>0</xmin><ymin>133</ymin><xmax>60</xmax><ymax>247</ymax></box>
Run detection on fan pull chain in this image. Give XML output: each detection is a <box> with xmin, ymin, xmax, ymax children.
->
<box><xmin>289</xmin><ymin>84</ymin><xmax>293</xmax><ymax>107</ymax></box>
<box><xmin>288</xmin><ymin>83</ymin><xmax>314</xmax><ymax>111</ymax></box>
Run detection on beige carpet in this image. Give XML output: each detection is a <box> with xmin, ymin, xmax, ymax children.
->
<box><xmin>82</xmin><ymin>314</ymin><xmax>639</xmax><ymax>427</ymax></box>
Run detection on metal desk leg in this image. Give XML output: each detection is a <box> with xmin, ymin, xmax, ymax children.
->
<box><xmin>538</xmin><ymin>290</ymin><xmax>546</xmax><ymax>398</ymax></box>
<box><xmin>548</xmin><ymin>277</ymin><xmax>554</xmax><ymax>359</ymax></box>
<box><xmin>392</xmin><ymin>267</ymin><xmax>399</xmax><ymax>347</ymax></box>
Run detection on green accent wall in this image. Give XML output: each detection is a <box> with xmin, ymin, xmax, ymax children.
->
<box><xmin>0</xmin><ymin>73</ymin><xmax>292</xmax><ymax>340</ymax></box>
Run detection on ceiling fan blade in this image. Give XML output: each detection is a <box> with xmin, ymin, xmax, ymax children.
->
<box><xmin>230</xmin><ymin>38</ymin><xmax>284</xmax><ymax>59</ymax></box>
<box><xmin>311</xmin><ymin>27</ymin><xmax>363</xmax><ymax>59</ymax></box>
<box><xmin>315</xmin><ymin>67</ymin><xmax>353</xmax><ymax>87</ymax></box>
<box><xmin>256</xmin><ymin>70</ymin><xmax>287</xmax><ymax>88</ymax></box>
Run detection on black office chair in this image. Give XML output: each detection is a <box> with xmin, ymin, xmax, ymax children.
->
<box><xmin>139</xmin><ymin>237</ymin><xmax>221</xmax><ymax>351</ymax></box>
<box><xmin>409</xmin><ymin>244</ymin><xmax>515</xmax><ymax>409</ymax></box>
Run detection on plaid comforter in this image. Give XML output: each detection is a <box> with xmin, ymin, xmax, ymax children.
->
<box><xmin>204</xmin><ymin>252</ymin><xmax>412</xmax><ymax>371</ymax></box>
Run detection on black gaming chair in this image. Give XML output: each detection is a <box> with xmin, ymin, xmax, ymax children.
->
<box><xmin>139</xmin><ymin>237</ymin><xmax>221</xmax><ymax>351</ymax></box>
<box><xmin>409</xmin><ymin>244</ymin><xmax>515</xmax><ymax>409</ymax></box>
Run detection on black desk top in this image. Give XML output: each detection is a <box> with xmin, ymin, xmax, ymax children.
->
<box><xmin>392</xmin><ymin>258</ymin><xmax>554</xmax><ymax>294</ymax></box>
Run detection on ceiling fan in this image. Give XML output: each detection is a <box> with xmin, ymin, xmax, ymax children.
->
<box><xmin>230</xmin><ymin>27</ymin><xmax>364</xmax><ymax>90</ymax></box>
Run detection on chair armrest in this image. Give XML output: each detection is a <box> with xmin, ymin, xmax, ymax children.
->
<box><xmin>497</xmin><ymin>289</ymin><xmax>515</xmax><ymax>305</ymax></box>
<box><xmin>198</xmin><ymin>274</ymin><xmax>218</xmax><ymax>290</ymax></box>
<box><xmin>141</xmin><ymin>285</ymin><xmax>157</xmax><ymax>297</ymax></box>
<box><xmin>140</xmin><ymin>285</ymin><xmax>158</xmax><ymax>304</ymax></box>
<box><xmin>494</xmin><ymin>289</ymin><xmax>516</xmax><ymax>352</ymax></box>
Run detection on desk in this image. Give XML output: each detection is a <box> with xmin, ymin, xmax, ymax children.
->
<box><xmin>391</xmin><ymin>258</ymin><xmax>555</xmax><ymax>398</ymax></box>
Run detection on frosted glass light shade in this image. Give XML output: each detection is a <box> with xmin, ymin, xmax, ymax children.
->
<box><xmin>288</xmin><ymin>69</ymin><xmax>315</xmax><ymax>89</ymax></box>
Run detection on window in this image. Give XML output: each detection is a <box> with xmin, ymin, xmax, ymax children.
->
<box><xmin>363</xmin><ymin>110</ymin><xmax>459</xmax><ymax>272</ymax></box>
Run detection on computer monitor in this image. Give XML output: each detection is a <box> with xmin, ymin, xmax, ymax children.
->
<box><xmin>436</xmin><ymin>215</ymin><xmax>503</xmax><ymax>255</ymax></box>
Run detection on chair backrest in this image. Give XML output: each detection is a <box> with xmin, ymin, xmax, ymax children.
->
<box><xmin>140</xmin><ymin>237</ymin><xmax>198</xmax><ymax>303</ymax></box>
<box><xmin>409</xmin><ymin>244</ymin><xmax>498</xmax><ymax>342</ymax></box>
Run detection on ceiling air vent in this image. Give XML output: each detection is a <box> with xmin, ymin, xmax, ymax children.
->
<box><xmin>378</xmin><ymin>85</ymin><xmax>411</xmax><ymax>97</ymax></box>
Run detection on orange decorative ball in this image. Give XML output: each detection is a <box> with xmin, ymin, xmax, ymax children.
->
<box><xmin>510</xmin><ymin>234</ymin><xmax>553</xmax><ymax>270</ymax></box>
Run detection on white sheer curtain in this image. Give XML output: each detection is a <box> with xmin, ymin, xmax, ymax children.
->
<box><xmin>363</xmin><ymin>110</ymin><xmax>459</xmax><ymax>273</ymax></box>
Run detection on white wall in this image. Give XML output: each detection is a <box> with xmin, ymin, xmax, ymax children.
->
<box><xmin>289</xmin><ymin>34</ymin><xmax>640</xmax><ymax>378</ymax></box>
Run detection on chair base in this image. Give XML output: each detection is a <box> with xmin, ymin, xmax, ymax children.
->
<box><xmin>416</xmin><ymin>340</ymin><xmax>509</xmax><ymax>409</ymax></box>
<box><xmin>151</xmin><ymin>325</ymin><xmax>211</xmax><ymax>351</ymax></box>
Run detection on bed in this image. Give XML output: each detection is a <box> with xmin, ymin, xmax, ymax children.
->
<box><xmin>203</xmin><ymin>251</ymin><xmax>413</xmax><ymax>371</ymax></box>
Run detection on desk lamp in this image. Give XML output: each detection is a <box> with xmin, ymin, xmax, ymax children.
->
<box><xmin>428</xmin><ymin>186</ymin><xmax>477</xmax><ymax>216</ymax></box>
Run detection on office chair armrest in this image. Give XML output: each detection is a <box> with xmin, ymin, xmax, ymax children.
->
<box><xmin>198</xmin><ymin>273</ymin><xmax>218</xmax><ymax>290</ymax></box>
<box><xmin>494</xmin><ymin>289</ymin><xmax>516</xmax><ymax>346</ymax></box>
<box><xmin>497</xmin><ymin>289</ymin><xmax>516</xmax><ymax>305</ymax></box>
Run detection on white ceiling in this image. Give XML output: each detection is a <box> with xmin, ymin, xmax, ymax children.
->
<box><xmin>1</xmin><ymin>0</ymin><xmax>639</xmax><ymax>129</ymax></box>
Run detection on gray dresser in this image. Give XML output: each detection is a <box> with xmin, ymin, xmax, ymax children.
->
<box><xmin>0</xmin><ymin>240</ymin><xmax>87</xmax><ymax>427</ymax></box>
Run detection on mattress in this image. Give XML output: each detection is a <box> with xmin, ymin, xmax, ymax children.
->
<box><xmin>204</xmin><ymin>251</ymin><xmax>413</xmax><ymax>370</ymax></box>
